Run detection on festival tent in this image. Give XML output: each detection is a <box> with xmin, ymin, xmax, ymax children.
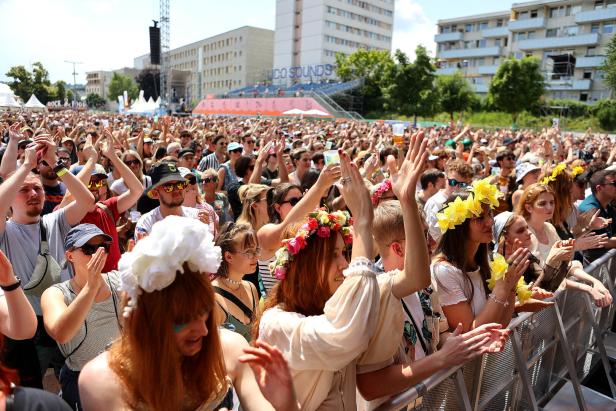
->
<box><xmin>126</xmin><ymin>91</ymin><xmax>160</xmax><ymax>115</ymax></box>
<box><xmin>24</xmin><ymin>94</ymin><xmax>47</xmax><ymax>112</ymax></box>
<box><xmin>282</xmin><ymin>108</ymin><xmax>306</xmax><ymax>116</ymax></box>
<box><xmin>0</xmin><ymin>84</ymin><xmax>21</xmax><ymax>111</ymax></box>
<box><xmin>304</xmin><ymin>109</ymin><xmax>329</xmax><ymax>117</ymax></box>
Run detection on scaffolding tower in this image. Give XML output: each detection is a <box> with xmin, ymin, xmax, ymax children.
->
<box><xmin>159</xmin><ymin>0</ymin><xmax>170</xmax><ymax>107</ymax></box>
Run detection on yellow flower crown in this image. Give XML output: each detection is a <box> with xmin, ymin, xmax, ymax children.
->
<box><xmin>436</xmin><ymin>178</ymin><xmax>504</xmax><ymax>233</ymax></box>
<box><xmin>488</xmin><ymin>253</ymin><xmax>531</xmax><ymax>303</ymax></box>
<box><xmin>540</xmin><ymin>163</ymin><xmax>584</xmax><ymax>185</ymax></box>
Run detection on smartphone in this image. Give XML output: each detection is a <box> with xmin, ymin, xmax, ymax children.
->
<box><xmin>101</xmin><ymin>119</ymin><xmax>109</xmax><ymax>128</ymax></box>
<box><xmin>324</xmin><ymin>150</ymin><xmax>340</xmax><ymax>166</ymax></box>
<box><xmin>325</xmin><ymin>141</ymin><xmax>333</xmax><ymax>150</ymax></box>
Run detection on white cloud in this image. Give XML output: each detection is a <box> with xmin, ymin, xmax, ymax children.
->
<box><xmin>392</xmin><ymin>0</ymin><xmax>437</xmax><ymax>60</ymax></box>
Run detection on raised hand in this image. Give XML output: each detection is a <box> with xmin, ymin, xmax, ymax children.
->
<box><xmin>8</xmin><ymin>122</ymin><xmax>23</xmax><ymax>142</ymax></box>
<box><xmin>501</xmin><ymin>248</ymin><xmax>530</xmax><ymax>292</ymax></box>
<box><xmin>574</xmin><ymin>232</ymin><xmax>608</xmax><ymax>251</ymax></box>
<box><xmin>439</xmin><ymin>323</ymin><xmax>510</xmax><ymax>367</ymax></box>
<box><xmin>81</xmin><ymin>134</ymin><xmax>97</xmax><ymax>161</ymax></box>
<box><xmin>387</xmin><ymin>130</ymin><xmax>428</xmax><ymax>203</ymax></box>
<box><xmin>239</xmin><ymin>340</ymin><xmax>297</xmax><ymax>411</ymax></box>
<box><xmin>338</xmin><ymin>150</ymin><xmax>371</xmax><ymax>222</ymax></box>
<box><xmin>315</xmin><ymin>163</ymin><xmax>341</xmax><ymax>192</ymax></box>
<box><xmin>22</xmin><ymin>144</ymin><xmax>38</xmax><ymax>170</ymax></box>
<box><xmin>0</xmin><ymin>249</ymin><xmax>18</xmax><ymax>286</ymax></box>
<box><xmin>85</xmin><ymin>247</ymin><xmax>106</xmax><ymax>292</ymax></box>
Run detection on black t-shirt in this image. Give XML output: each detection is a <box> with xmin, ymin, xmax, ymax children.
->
<box><xmin>42</xmin><ymin>183</ymin><xmax>66</xmax><ymax>216</ymax></box>
<box><xmin>227</xmin><ymin>181</ymin><xmax>244</xmax><ymax>219</ymax></box>
<box><xmin>6</xmin><ymin>386</ymin><xmax>72</xmax><ymax>411</ymax></box>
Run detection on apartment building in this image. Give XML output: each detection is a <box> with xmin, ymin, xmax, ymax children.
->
<box><xmin>134</xmin><ymin>26</ymin><xmax>274</xmax><ymax>102</ymax></box>
<box><xmin>85</xmin><ymin>68</ymin><xmax>140</xmax><ymax>101</ymax></box>
<box><xmin>435</xmin><ymin>0</ymin><xmax>616</xmax><ymax>102</ymax></box>
<box><xmin>272</xmin><ymin>0</ymin><xmax>394</xmax><ymax>86</ymax></box>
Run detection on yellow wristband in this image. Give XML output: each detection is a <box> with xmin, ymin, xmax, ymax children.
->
<box><xmin>56</xmin><ymin>167</ymin><xmax>68</xmax><ymax>177</ymax></box>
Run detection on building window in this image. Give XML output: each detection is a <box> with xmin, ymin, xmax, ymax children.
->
<box><xmin>580</xmin><ymin>93</ymin><xmax>588</xmax><ymax>102</ymax></box>
<box><xmin>527</xmin><ymin>31</ymin><xmax>535</xmax><ymax>39</ymax></box>
<box><xmin>494</xmin><ymin>38</ymin><xmax>501</xmax><ymax>46</ymax></box>
<box><xmin>516</xmin><ymin>32</ymin><xmax>527</xmax><ymax>41</ymax></box>
<box><xmin>519</xmin><ymin>11</ymin><xmax>529</xmax><ymax>19</ymax></box>
<box><xmin>591</xmin><ymin>23</ymin><xmax>601</xmax><ymax>33</ymax></box>
<box><xmin>479</xmin><ymin>21</ymin><xmax>488</xmax><ymax>30</ymax></box>
<box><xmin>496</xmin><ymin>19</ymin><xmax>503</xmax><ymax>27</ymax></box>
<box><xmin>530</xmin><ymin>9</ymin><xmax>538</xmax><ymax>18</ymax></box>
<box><xmin>583</xmin><ymin>71</ymin><xmax>592</xmax><ymax>79</ymax></box>
<box><xmin>442</xmin><ymin>25</ymin><xmax>450</xmax><ymax>33</ymax></box>
<box><xmin>546</xmin><ymin>28</ymin><xmax>558</xmax><ymax>37</ymax></box>
<box><xmin>477</xmin><ymin>39</ymin><xmax>486</xmax><ymax>48</ymax></box>
<box><xmin>603</xmin><ymin>22</ymin><xmax>615</xmax><ymax>33</ymax></box>
<box><xmin>465</xmin><ymin>23</ymin><xmax>473</xmax><ymax>32</ymax></box>
<box><xmin>587</xmin><ymin>46</ymin><xmax>596</xmax><ymax>56</ymax></box>
<box><xmin>564</xmin><ymin>26</ymin><xmax>578</xmax><ymax>36</ymax></box>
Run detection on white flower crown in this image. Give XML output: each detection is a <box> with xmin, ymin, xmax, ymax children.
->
<box><xmin>118</xmin><ymin>215</ymin><xmax>222</xmax><ymax>318</ymax></box>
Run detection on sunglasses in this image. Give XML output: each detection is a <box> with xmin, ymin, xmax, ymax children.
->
<box><xmin>124</xmin><ymin>159</ymin><xmax>140</xmax><ymax>166</ymax></box>
<box><xmin>230</xmin><ymin>148</ymin><xmax>242</xmax><ymax>154</ymax></box>
<box><xmin>604</xmin><ymin>181</ymin><xmax>616</xmax><ymax>187</ymax></box>
<box><xmin>448</xmin><ymin>178</ymin><xmax>468</xmax><ymax>188</ymax></box>
<box><xmin>187</xmin><ymin>176</ymin><xmax>197</xmax><ymax>185</ymax></box>
<box><xmin>88</xmin><ymin>180</ymin><xmax>104</xmax><ymax>189</ymax></box>
<box><xmin>79</xmin><ymin>242</ymin><xmax>111</xmax><ymax>256</ymax></box>
<box><xmin>203</xmin><ymin>177</ymin><xmax>218</xmax><ymax>184</ymax></box>
<box><xmin>281</xmin><ymin>197</ymin><xmax>301</xmax><ymax>206</ymax></box>
<box><xmin>58</xmin><ymin>157</ymin><xmax>71</xmax><ymax>164</ymax></box>
<box><xmin>161</xmin><ymin>181</ymin><xmax>188</xmax><ymax>193</ymax></box>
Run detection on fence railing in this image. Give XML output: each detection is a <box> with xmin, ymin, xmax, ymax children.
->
<box><xmin>376</xmin><ymin>249</ymin><xmax>616</xmax><ymax>411</ymax></box>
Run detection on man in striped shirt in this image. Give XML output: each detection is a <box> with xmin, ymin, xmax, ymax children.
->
<box><xmin>197</xmin><ymin>135</ymin><xmax>227</xmax><ymax>171</ymax></box>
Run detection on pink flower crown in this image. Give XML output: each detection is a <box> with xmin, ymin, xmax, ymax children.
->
<box><xmin>270</xmin><ymin>208</ymin><xmax>353</xmax><ymax>281</ymax></box>
<box><xmin>371</xmin><ymin>179</ymin><xmax>392</xmax><ymax>205</ymax></box>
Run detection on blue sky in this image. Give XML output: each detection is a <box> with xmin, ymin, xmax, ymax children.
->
<box><xmin>0</xmin><ymin>0</ymin><xmax>515</xmax><ymax>85</ymax></box>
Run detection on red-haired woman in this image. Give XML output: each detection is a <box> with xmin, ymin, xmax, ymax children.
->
<box><xmin>78</xmin><ymin>216</ymin><xmax>297</xmax><ymax>411</ymax></box>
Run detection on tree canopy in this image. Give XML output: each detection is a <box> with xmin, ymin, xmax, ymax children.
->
<box><xmin>108</xmin><ymin>72</ymin><xmax>139</xmax><ymax>103</ymax></box>
<box><xmin>602</xmin><ymin>34</ymin><xmax>616</xmax><ymax>98</ymax></box>
<box><xmin>436</xmin><ymin>72</ymin><xmax>475</xmax><ymax>121</ymax></box>
<box><xmin>488</xmin><ymin>57</ymin><xmax>544</xmax><ymax>122</ymax></box>
<box><xmin>5</xmin><ymin>62</ymin><xmax>67</xmax><ymax>104</ymax></box>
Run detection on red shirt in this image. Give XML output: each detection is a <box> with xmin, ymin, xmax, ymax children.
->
<box><xmin>80</xmin><ymin>197</ymin><xmax>121</xmax><ymax>272</ymax></box>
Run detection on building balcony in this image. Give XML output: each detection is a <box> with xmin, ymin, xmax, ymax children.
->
<box><xmin>435</xmin><ymin>67</ymin><xmax>459</xmax><ymax>75</ymax></box>
<box><xmin>546</xmin><ymin>79</ymin><xmax>592</xmax><ymax>91</ymax></box>
<box><xmin>478</xmin><ymin>65</ymin><xmax>500</xmax><ymax>75</ymax></box>
<box><xmin>575</xmin><ymin>7</ymin><xmax>616</xmax><ymax>24</ymax></box>
<box><xmin>438</xmin><ymin>46</ymin><xmax>502</xmax><ymax>59</ymax></box>
<box><xmin>517</xmin><ymin>33</ymin><xmax>600</xmax><ymax>50</ymax></box>
<box><xmin>481</xmin><ymin>26</ymin><xmax>509</xmax><ymax>38</ymax></box>
<box><xmin>508</xmin><ymin>17</ymin><xmax>546</xmax><ymax>32</ymax></box>
<box><xmin>434</xmin><ymin>31</ymin><xmax>463</xmax><ymax>43</ymax></box>
<box><xmin>576</xmin><ymin>55</ymin><xmax>606</xmax><ymax>68</ymax></box>
<box><xmin>472</xmin><ymin>83</ymin><xmax>489</xmax><ymax>93</ymax></box>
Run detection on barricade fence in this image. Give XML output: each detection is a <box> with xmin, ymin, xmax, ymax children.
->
<box><xmin>376</xmin><ymin>249</ymin><xmax>616</xmax><ymax>411</ymax></box>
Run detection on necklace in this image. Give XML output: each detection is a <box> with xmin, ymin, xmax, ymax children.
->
<box><xmin>223</xmin><ymin>277</ymin><xmax>242</xmax><ymax>290</ymax></box>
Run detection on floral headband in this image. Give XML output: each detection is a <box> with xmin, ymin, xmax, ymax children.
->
<box><xmin>270</xmin><ymin>209</ymin><xmax>353</xmax><ymax>281</ymax></box>
<box><xmin>371</xmin><ymin>179</ymin><xmax>392</xmax><ymax>205</ymax></box>
<box><xmin>540</xmin><ymin>163</ymin><xmax>584</xmax><ymax>185</ymax></box>
<box><xmin>488</xmin><ymin>253</ymin><xmax>531</xmax><ymax>303</ymax></box>
<box><xmin>436</xmin><ymin>177</ymin><xmax>504</xmax><ymax>233</ymax></box>
<box><xmin>118</xmin><ymin>216</ymin><xmax>221</xmax><ymax>318</ymax></box>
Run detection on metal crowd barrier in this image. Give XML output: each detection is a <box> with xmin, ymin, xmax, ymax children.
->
<box><xmin>376</xmin><ymin>249</ymin><xmax>616</xmax><ymax>411</ymax></box>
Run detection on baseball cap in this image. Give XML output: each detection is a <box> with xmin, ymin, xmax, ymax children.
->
<box><xmin>146</xmin><ymin>162</ymin><xmax>184</xmax><ymax>194</ymax></box>
<box><xmin>64</xmin><ymin>223</ymin><xmax>112</xmax><ymax>250</ymax></box>
<box><xmin>515</xmin><ymin>162</ymin><xmax>540</xmax><ymax>183</ymax></box>
<box><xmin>428</xmin><ymin>155</ymin><xmax>439</xmax><ymax>161</ymax></box>
<box><xmin>227</xmin><ymin>142</ymin><xmax>243</xmax><ymax>152</ymax></box>
<box><xmin>177</xmin><ymin>148</ymin><xmax>195</xmax><ymax>158</ymax></box>
<box><xmin>144</xmin><ymin>137</ymin><xmax>154</xmax><ymax>144</ymax></box>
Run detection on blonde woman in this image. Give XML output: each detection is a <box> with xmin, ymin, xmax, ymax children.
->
<box><xmin>110</xmin><ymin>150</ymin><xmax>151</xmax><ymax>196</ymax></box>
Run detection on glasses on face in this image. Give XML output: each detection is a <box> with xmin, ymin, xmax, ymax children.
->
<box><xmin>238</xmin><ymin>247</ymin><xmax>262</xmax><ymax>259</ymax></box>
<box><xmin>230</xmin><ymin>148</ymin><xmax>242</xmax><ymax>154</ymax></box>
<box><xmin>161</xmin><ymin>181</ymin><xmax>188</xmax><ymax>193</ymax></box>
<box><xmin>203</xmin><ymin>177</ymin><xmax>218</xmax><ymax>184</ymax></box>
<box><xmin>88</xmin><ymin>180</ymin><xmax>104</xmax><ymax>189</ymax></box>
<box><xmin>58</xmin><ymin>157</ymin><xmax>71</xmax><ymax>164</ymax></box>
<box><xmin>79</xmin><ymin>242</ymin><xmax>111</xmax><ymax>256</ymax></box>
<box><xmin>448</xmin><ymin>178</ymin><xmax>469</xmax><ymax>188</ymax></box>
<box><xmin>124</xmin><ymin>159</ymin><xmax>140</xmax><ymax>166</ymax></box>
<box><xmin>281</xmin><ymin>197</ymin><xmax>301</xmax><ymax>207</ymax></box>
<box><xmin>218</xmin><ymin>142</ymin><xmax>228</xmax><ymax>147</ymax></box>
<box><xmin>603</xmin><ymin>181</ymin><xmax>616</xmax><ymax>187</ymax></box>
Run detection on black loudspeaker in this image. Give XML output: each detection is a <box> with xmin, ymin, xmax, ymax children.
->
<box><xmin>149</xmin><ymin>25</ymin><xmax>161</xmax><ymax>65</ymax></box>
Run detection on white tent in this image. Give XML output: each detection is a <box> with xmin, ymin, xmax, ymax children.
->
<box><xmin>282</xmin><ymin>108</ymin><xmax>306</xmax><ymax>115</ymax></box>
<box><xmin>0</xmin><ymin>84</ymin><xmax>21</xmax><ymax>111</ymax></box>
<box><xmin>304</xmin><ymin>109</ymin><xmax>330</xmax><ymax>116</ymax></box>
<box><xmin>126</xmin><ymin>90</ymin><xmax>160</xmax><ymax>115</ymax></box>
<box><xmin>24</xmin><ymin>94</ymin><xmax>47</xmax><ymax>112</ymax></box>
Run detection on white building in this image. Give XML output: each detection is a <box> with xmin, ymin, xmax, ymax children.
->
<box><xmin>435</xmin><ymin>0</ymin><xmax>616</xmax><ymax>102</ymax></box>
<box><xmin>85</xmin><ymin>68</ymin><xmax>140</xmax><ymax>101</ymax></box>
<box><xmin>272</xmin><ymin>0</ymin><xmax>394</xmax><ymax>86</ymax></box>
<box><xmin>134</xmin><ymin>26</ymin><xmax>274</xmax><ymax>102</ymax></box>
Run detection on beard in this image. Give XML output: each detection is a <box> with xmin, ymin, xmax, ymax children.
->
<box><xmin>159</xmin><ymin>193</ymin><xmax>184</xmax><ymax>208</ymax></box>
<box><xmin>43</xmin><ymin>171</ymin><xmax>58</xmax><ymax>181</ymax></box>
<box><xmin>25</xmin><ymin>203</ymin><xmax>43</xmax><ymax>217</ymax></box>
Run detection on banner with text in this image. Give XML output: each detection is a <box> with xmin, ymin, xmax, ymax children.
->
<box><xmin>192</xmin><ymin>97</ymin><xmax>333</xmax><ymax>117</ymax></box>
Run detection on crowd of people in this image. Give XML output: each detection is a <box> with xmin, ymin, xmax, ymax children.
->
<box><xmin>0</xmin><ymin>110</ymin><xmax>615</xmax><ymax>410</ymax></box>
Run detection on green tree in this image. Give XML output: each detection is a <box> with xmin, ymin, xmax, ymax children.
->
<box><xmin>5</xmin><ymin>65</ymin><xmax>33</xmax><ymax>102</ymax></box>
<box><xmin>383</xmin><ymin>46</ymin><xmax>439</xmax><ymax>121</ymax></box>
<box><xmin>602</xmin><ymin>34</ymin><xmax>616</xmax><ymax>97</ymax></box>
<box><xmin>54</xmin><ymin>80</ymin><xmax>68</xmax><ymax>102</ymax></box>
<box><xmin>436</xmin><ymin>72</ymin><xmax>475</xmax><ymax>121</ymax></box>
<box><xmin>488</xmin><ymin>57</ymin><xmax>544</xmax><ymax>123</ymax></box>
<box><xmin>594</xmin><ymin>99</ymin><xmax>616</xmax><ymax>130</ymax></box>
<box><xmin>86</xmin><ymin>93</ymin><xmax>106</xmax><ymax>108</ymax></box>
<box><xmin>66</xmin><ymin>90</ymin><xmax>74</xmax><ymax>103</ymax></box>
<box><xmin>108</xmin><ymin>72</ymin><xmax>138</xmax><ymax>103</ymax></box>
<box><xmin>5</xmin><ymin>62</ymin><xmax>57</xmax><ymax>104</ymax></box>
<box><xmin>335</xmin><ymin>49</ymin><xmax>394</xmax><ymax>114</ymax></box>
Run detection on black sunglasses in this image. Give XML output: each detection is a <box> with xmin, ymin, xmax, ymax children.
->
<box><xmin>79</xmin><ymin>242</ymin><xmax>111</xmax><ymax>256</ymax></box>
<box><xmin>203</xmin><ymin>177</ymin><xmax>218</xmax><ymax>183</ymax></box>
<box><xmin>230</xmin><ymin>148</ymin><xmax>242</xmax><ymax>154</ymax></box>
<box><xmin>281</xmin><ymin>197</ymin><xmax>301</xmax><ymax>206</ymax></box>
<box><xmin>448</xmin><ymin>178</ymin><xmax>468</xmax><ymax>188</ymax></box>
<box><xmin>186</xmin><ymin>176</ymin><xmax>197</xmax><ymax>185</ymax></box>
<box><xmin>124</xmin><ymin>159</ymin><xmax>140</xmax><ymax>166</ymax></box>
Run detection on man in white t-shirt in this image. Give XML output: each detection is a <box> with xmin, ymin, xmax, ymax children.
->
<box><xmin>135</xmin><ymin>162</ymin><xmax>213</xmax><ymax>240</ymax></box>
<box><xmin>424</xmin><ymin>159</ymin><xmax>474</xmax><ymax>243</ymax></box>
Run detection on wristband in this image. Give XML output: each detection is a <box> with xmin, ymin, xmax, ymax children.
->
<box><xmin>0</xmin><ymin>278</ymin><xmax>21</xmax><ymax>292</ymax></box>
<box><xmin>488</xmin><ymin>293</ymin><xmax>510</xmax><ymax>308</ymax></box>
<box><xmin>56</xmin><ymin>167</ymin><xmax>68</xmax><ymax>177</ymax></box>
